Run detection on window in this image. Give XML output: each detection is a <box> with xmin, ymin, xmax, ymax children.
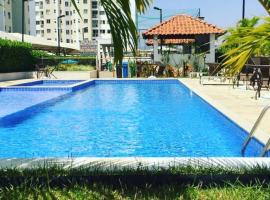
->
<box><xmin>54</xmin><ymin>9</ymin><xmax>56</xmax><ymax>13</ymax></box>
<box><xmin>66</xmin><ymin>21</ymin><xmax>69</xmax><ymax>25</ymax></box>
<box><xmin>65</xmin><ymin>11</ymin><xmax>69</xmax><ymax>15</ymax></box>
<box><xmin>93</xmin><ymin>30</ymin><xmax>98</xmax><ymax>37</ymax></box>
<box><xmin>46</xmin><ymin>19</ymin><xmax>51</xmax><ymax>24</ymax></box>
<box><xmin>36</xmin><ymin>21</ymin><xmax>40</xmax><ymax>25</ymax></box>
<box><xmin>84</xmin><ymin>19</ymin><xmax>88</xmax><ymax>23</ymax></box>
<box><xmin>65</xmin><ymin>2</ymin><xmax>69</xmax><ymax>6</ymax></box>
<box><xmin>46</xmin><ymin>9</ymin><xmax>50</xmax><ymax>14</ymax></box>
<box><xmin>100</xmin><ymin>20</ymin><xmax>105</xmax><ymax>24</ymax></box>
<box><xmin>47</xmin><ymin>29</ymin><xmax>51</xmax><ymax>33</ymax></box>
<box><xmin>66</xmin><ymin>39</ymin><xmax>70</xmax><ymax>43</ymax></box>
<box><xmin>66</xmin><ymin>30</ymin><xmax>70</xmax><ymax>34</ymax></box>
<box><xmin>7</xmin><ymin>12</ymin><xmax>11</xmax><ymax>19</ymax></box>
<box><xmin>100</xmin><ymin>29</ymin><xmax>105</xmax><ymax>34</ymax></box>
<box><xmin>92</xmin><ymin>11</ymin><xmax>98</xmax><ymax>18</ymax></box>
<box><xmin>100</xmin><ymin>11</ymin><xmax>105</xmax><ymax>15</ymax></box>
<box><xmin>92</xmin><ymin>20</ymin><xmax>98</xmax><ymax>28</ymax></box>
<box><xmin>92</xmin><ymin>1</ymin><xmax>97</xmax><ymax>9</ymax></box>
<box><xmin>45</xmin><ymin>0</ymin><xmax>50</xmax><ymax>4</ymax></box>
<box><xmin>83</xmin><ymin>9</ymin><xmax>88</xmax><ymax>14</ymax></box>
<box><xmin>107</xmin><ymin>30</ymin><xmax>111</xmax><ymax>34</ymax></box>
<box><xmin>83</xmin><ymin>0</ymin><xmax>87</xmax><ymax>3</ymax></box>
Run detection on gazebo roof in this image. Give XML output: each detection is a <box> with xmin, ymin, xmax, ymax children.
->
<box><xmin>143</xmin><ymin>15</ymin><xmax>224</xmax><ymax>39</ymax></box>
<box><xmin>146</xmin><ymin>39</ymin><xmax>195</xmax><ymax>46</ymax></box>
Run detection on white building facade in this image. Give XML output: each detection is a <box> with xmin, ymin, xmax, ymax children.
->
<box><xmin>1</xmin><ymin>0</ymin><xmax>137</xmax><ymax>64</ymax></box>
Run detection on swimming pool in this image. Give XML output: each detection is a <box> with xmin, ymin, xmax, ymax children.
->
<box><xmin>0</xmin><ymin>80</ymin><xmax>265</xmax><ymax>158</ymax></box>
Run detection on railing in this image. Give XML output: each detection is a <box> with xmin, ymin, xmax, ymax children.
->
<box><xmin>241</xmin><ymin>105</ymin><xmax>270</xmax><ymax>157</ymax></box>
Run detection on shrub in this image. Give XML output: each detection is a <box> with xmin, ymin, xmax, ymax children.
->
<box><xmin>31</xmin><ymin>50</ymin><xmax>52</xmax><ymax>58</ymax></box>
<box><xmin>0</xmin><ymin>39</ymin><xmax>35</xmax><ymax>73</ymax></box>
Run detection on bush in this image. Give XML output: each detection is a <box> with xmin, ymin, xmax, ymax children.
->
<box><xmin>31</xmin><ymin>50</ymin><xmax>52</xmax><ymax>58</ymax></box>
<box><xmin>0</xmin><ymin>39</ymin><xmax>36</xmax><ymax>73</ymax></box>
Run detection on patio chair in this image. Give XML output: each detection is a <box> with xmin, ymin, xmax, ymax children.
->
<box><xmin>35</xmin><ymin>64</ymin><xmax>57</xmax><ymax>79</ymax></box>
<box><xmin>35</xmin><ymin>63</ymin><xmax>47</xmax><ymax>79</ymax></box>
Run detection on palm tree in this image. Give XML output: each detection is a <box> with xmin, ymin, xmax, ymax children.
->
<box><xmin>221</xmin><ymin>17</ymin><xmax>270</xmax><ymax>75</ymax></box>
<box><xmin>70</xmin><ymin>0</ymin><xmax>152</xmax><ymax>64</ymax></box>
<box><xmin>220</xmin><ymin>0</ymin><xmax>270</xmax><ymax>76</ymax></box>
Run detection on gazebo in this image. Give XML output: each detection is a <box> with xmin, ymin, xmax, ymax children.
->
<box><xmin>142</xmin><ymin>14</ymin><xmax>224</xmax><ymax>63</ymax></box>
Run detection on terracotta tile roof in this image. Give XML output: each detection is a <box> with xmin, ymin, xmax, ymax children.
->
<box><xmin>143</xmin><ymin>15</ymin><xmax>224</xmax><ymax>39</ymax></box>
<box><xmin>146</xmin><ymin>39</ymin><xmax>195</xmax><ymax>46</ymax></box>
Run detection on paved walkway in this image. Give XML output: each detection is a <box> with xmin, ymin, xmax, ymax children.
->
<box><xmin>0</xmin><ymin>79</ymin><xmax>36</xmax><ymax>87</ymax></box>
<box><xmin>180</xmin><ymin>78</ymin><xmax>270</xmax><ymax>145</ymax></box>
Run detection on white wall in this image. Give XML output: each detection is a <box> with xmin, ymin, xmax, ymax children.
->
<box><xmin>205</xmin><ymin>34</ymin><xmax>216</xmax><ymax>63</ymax></box>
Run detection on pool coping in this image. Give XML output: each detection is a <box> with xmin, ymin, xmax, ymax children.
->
<box><xmin>0</xmin><ymin>78</ymin><xmax>270</xmax><ymax>170</ymax></box>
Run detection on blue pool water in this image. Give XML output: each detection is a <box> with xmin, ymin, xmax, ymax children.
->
<box><xmin>15</xmin><ymin>80</ymin><xmax>84</xmax><ymax>86</ymax></box>
<box><xmin>0</xmin><ymin>80</ymin><xmax>264</xmax><ymax>157</ymax></box>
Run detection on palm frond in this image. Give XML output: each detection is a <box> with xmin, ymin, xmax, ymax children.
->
<box><xmin>258</xmin><ymin>0</ymin><xmax>270</xmax><ymax>15</ymax></box>
<box><xmin>221</xmin><ymin>17</ymin><xmax>270</xmax><ymax>75</ymax></box>
<box><xmin>70</xmin><ymin>0</ymin><xmax>152</xmax><ymax>64</ymax></box>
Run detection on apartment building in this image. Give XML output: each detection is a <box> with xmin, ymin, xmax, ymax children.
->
<box><xmin>34</xmin><ymin>0</ymin><xmax>91</xmax><ymax>47</ymax></box>
<box><xmin>1</xmin><ymin>0</ymin><xmax>136</xmax><ymax>63</ymax></box>
<box><xmin>0</xmin><ymin>0</ymin><xmax>13</xmax><ymax>33</ymax></box>
<box><xmin>0</xmin><ymin>0</ymin><xmax>34</xmax><ymax>35</ymax></box>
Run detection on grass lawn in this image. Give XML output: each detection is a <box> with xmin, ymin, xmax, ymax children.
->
<box><xmin>0</xmin><ymin>165</ymin><xmax>269</xmax><ymax>199</ymax></box>
<box><xmin>1</xmin><ymin>182</ymin><xmax>270</xmax><ymax>199</ymax></box>
<box><xmin>55</xmin><ymin>64</ymin><xmax>96</xmax><ymax>71</ymax></box>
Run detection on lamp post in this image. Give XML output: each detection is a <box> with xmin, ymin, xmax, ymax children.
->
<box><xmin>57</xmin><ymin>15</ymin><xmax>65</xmax><ymax>56</ymax></box>
<box><xmin>242</xmin><ymin>0</ymin><xmax>245</xmax><ymax>19</ymax></box>
<box><xmin>154</xmin><ymin>6</ymin><xmax>163</xmax><ymax>54</ymax></box>
<box><xmin>22</xmin><ymin>0</ymin><xmax>28</xmax><ymax>42</ymax></box>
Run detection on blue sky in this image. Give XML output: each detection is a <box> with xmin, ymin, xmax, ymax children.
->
<box><xmin>140</xmin><ymin>0</ymin><xmax>267</xmax><ymax>29</ymax></box>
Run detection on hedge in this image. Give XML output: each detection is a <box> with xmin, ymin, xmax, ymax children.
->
<box><xmin>0</xmin><ymin>39</ymin><xmax>35</xmax><ymax>73</ymax></box>
<box><xmin>0</xmin><ymin>39</ymin><xmax>96</xmax><ymax>73</ymax></box>
<box><xmin>36</xmin><ymin>57</ymin><xmax>96</xmax><ymax>67</ymax></box>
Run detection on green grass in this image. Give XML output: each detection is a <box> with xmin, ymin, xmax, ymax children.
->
<box><xmin>0</xmin><ymin>182</ymin><xmax>270</xmax><ymax>200</ymax></box>
<box><xmin>0</xmin><ymin>165</ymin><xmax>270</xmax><ymax>199</ymax></box>
<box><xmin>55</xmin><ymin>64</ymin><xmax>96</xmax><ymax>71</ymax></box>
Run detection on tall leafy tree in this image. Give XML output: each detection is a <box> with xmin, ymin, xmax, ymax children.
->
<box><xmin>70</xmin><ymin>0</ymin><xmax>152</xmax><ymax>64</ymax></box>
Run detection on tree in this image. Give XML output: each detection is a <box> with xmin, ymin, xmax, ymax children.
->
<box><xmin>220</xmin><ymin>0</ymin><xmax>270</xmax><ymax>75</ymax></box>
<box><xmin>221</xmin><ymin>17</ymin><xmax>270</xmax><ymax>75</ymax></box>
<box><xmin>70</xmin><ymin>0</ymin><xmax>152</xmax><ymax>64</ymax></box>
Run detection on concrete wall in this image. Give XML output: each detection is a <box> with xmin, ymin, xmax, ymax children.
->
<box><xmin>52</xmin><ymin>70</ymin><xmax>97</xmax><ymax>80</ymax></box>
<box><xmin>98</xmin><ymin>71</ymin><xmax>114</xmax><ymax>78</ymax></box>
<box><xmin>0</xmin><ymin>71</ymin><xmax>97</xmax><ymax>82</ymax></box>
<box><xmin>0</xmin><ymin>72</ymin><xmax>35</xmax><ymax>82</ymax></box>
<box><xmin>205</xmin><ymin>34</ymin><xmax>216</xmax><ymax>63</ymax></box>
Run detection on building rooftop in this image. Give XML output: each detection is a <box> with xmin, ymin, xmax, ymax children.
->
<box><xmin>143</xmin><ymin>15</ymin><xmax>224</xmax><ymax>39</ymax></box>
